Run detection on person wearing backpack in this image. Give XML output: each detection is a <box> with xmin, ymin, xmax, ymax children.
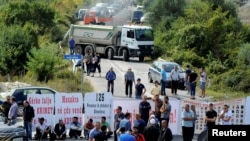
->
<box><xmin>106</xmin><ymin>67</ymin><xmax>116</xmax><ymax>95</ymax></box>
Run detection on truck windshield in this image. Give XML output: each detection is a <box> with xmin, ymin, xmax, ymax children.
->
<box><xmin>135</xmin><ymin>29</ymin><xmax>154</xmax><ymax>41</ymax></box>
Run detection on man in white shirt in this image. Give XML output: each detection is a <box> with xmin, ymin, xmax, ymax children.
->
<box><xmin>35</xmin><ymin>117</ymin><xmax>52</xmax><ymax>140</ymax></box>
<box><xmin>170</xmin><ymin>65</ymin><xmax>180</xmax><ymax>95</ymax></box>
<box><xmin>218</xmin><ymin>105</ymin><xmax>233</xmax><ymax>125</ymax></box>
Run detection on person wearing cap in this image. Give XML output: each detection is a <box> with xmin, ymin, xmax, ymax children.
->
<box><xmin>124</xmin><ymin>67</ymin><xmax>135</xmax><ymax>98</ymax></box>
<box><xmin>51</xmin><ymin>119</ymin><xmax>66</xmax><ymax>140</ymax></box>
<box><xmin>135</xmin><ymin>78</ymin><xmax>146</xmax><ymax>99</ymax></box>
<box><xmin>69</xmin><ymin>36</ymin><xmax>75</xmax><ymax>55</ymax></box>
<box><xmin>132</xmin><ymin>126</ymin><xmax>145</xmax><ymax>141</ymax></box>
<box><xmin>35</xmin><ymin>117</ymin><xmax>52</xmax><ymax>140</ymax></box>
<box><xmin>143</xmin><ymin>118</ymin><xmax>160</xmax><ymax>141</ymax></box>
<box><xmin>69</xmin><ymin>116</ymin><xmax>83</xmax><ymax>139</ymax></box>
<box><xmin>7</xmin><ymin>97</ymin><xmax>18</xmax><ymax>125</ymax></box>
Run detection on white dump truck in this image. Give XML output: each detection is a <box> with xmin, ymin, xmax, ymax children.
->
<box><xmin>62</xmin><ymin>24</ymin><xmax>154</xmax><ymax>61</ymax></box>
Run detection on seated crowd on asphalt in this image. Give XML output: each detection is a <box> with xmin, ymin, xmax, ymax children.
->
<box><xmin>1</xmin><ymin>91</ymin><xmax>228</xmax><ymax>141</ymax></box>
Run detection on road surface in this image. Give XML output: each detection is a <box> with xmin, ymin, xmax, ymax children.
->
<box><xmin>85</xmin><ymin>57</ymin><xmax>211</xmax><ymax>102</ymax></box>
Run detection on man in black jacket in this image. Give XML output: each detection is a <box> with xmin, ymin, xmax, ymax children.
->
<box><xmin>51</xmin><ymin>119</ymin><xmax>66</xmax><ymax>140</ymax></box>
<box><xmin>23</xmin><ymin>100</ymin><xmax>35</xmax><ymax>141</ymax></box>
<box><xmin>143</xmin><ymin>119</ymin><xmax>160</xmax><ymax>141</ymax></box>
<box><xmin>158</xmin><ymin>120</ymin><xmax>173</xmax><ymax>141</ymax></box>
<box><xmin>1</xmin><ymin>96</ymin><xmax>11</xmax><ymax>124</ymax></box>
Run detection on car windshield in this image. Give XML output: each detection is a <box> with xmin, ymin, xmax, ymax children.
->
<box><xmin>164</xmin><ymin>63</ymin><xmax>184</xmax><ymax>73</ymax></box>
<box><xmin>135</xmin><ymin>29</ymin><xmax>154</xmax><ymax>41</ymax></box>
<box><xmin>90</xmin><ymin>6</ymin><xmax>101</xmax><ymax>12</ymax></box>
<box><xmin>133</xmin><ymin>11</ymin><xmax>143</xmax><ymax>19</ymax></box>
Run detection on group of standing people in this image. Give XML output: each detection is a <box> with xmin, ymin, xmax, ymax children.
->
<box><xmin>1</xmin><ymin>96</ymin><xmax>18</xmax><ymax>125</ymax></box>
<box><xmin>112</xmin><ymin>95</ymin><xmax>173</xmax><ymax>141</ymax></box>
<box><xmin>185</xmin><ymin>65</ymin><xmax>208</xmax><ymax>99</ymax></box>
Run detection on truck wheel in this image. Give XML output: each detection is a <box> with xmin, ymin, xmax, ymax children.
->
<box><xmin>139</xmin><ymin>56</ymin><xmax>144</xmax><ymax>62</ymax></box>
<box><xmin>108</xmin><ymin>48</ymin><xmax>114</xmax><ymax>60</ymax></box>
<box><xmin>123</xmin><ymin>50</ymin><xmax>129</xmax><ymax>61</ymax></box>
<box><xmin>75</xmin><ymin>45</ymin><xmax>83</xmax><ymax>54</ymax></box>
<box><xmin>85</xmin><ymin>45</ymin><xmax>93</xmax><ymax>55</ymax></box>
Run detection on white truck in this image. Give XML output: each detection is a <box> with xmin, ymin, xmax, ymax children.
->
<box><xmin>61</xmin><ymin>24</ymin><xmax>154</xmax><ymax>61</ymax></box>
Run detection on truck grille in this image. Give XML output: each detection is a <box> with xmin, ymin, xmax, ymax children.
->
<box><xmin>138</xmin><ymin>45</ymin><xmax>152</xmax><ymax>51</ymax></box>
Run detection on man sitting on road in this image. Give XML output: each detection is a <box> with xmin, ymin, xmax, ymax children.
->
<box><xmin>34</xmin><ymin>117</ymin><xmax>52</xmax><ymax>140</ymax></box>
<box><xmin>69</xmin><ymin>116</ymin><xmax>83</xmax><ymax>139</ymax></box>
<box><xmin>51</xmin><ymin>119</ymin><xmax>66</xmax><ymax>140</ymax></box>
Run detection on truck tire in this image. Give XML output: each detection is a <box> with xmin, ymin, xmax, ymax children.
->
<box><xmin>108</xmin><ymin>48</ymin><xmax>114</xmax><ymax>60</ymax></box>
<box><xmin>123</xmin><ymin>50</ymin><xmax>129</xmax><ymax>61</ymax></box>
<box><xmin>85</xmin><ymin>45</ymin><xmax>93</xmax><ymax>55</ymax></box>
<box><xmin>139</xmin><ymin>56</ymin><xmax>144</xmax><ymax>62</ymax></box>
<box><xmin>75</xmin><ymin>45</ymin><xmax>83</xmax><ymax>54</ymax></box>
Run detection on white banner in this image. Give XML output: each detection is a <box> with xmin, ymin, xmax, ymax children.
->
<box><xmin>84</xmin><ymin>92</ymin><xmax>112</xmax><ymax>125</ymax></box>
<box><xmin>54</xmin><ymin>93</ymin><xmax>83</xmax><ymax>128</ymax></box>
<box><xmin>111</xmin><ymin>97</ymin><xmax>181</xmax><ymax>135</ymax></box>
<box><xmin>244</xmin><ymin>96</ymin><xmax>250</xmax><ymax>124</ymax></box>
<box><xmin>27</xmin><ymin>94</ymin><xmax>54</xmax><ymax>129</ymax></box>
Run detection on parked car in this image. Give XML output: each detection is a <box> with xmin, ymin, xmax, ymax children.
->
<box><xmin>0</xmin><ymin>116</ymin><xmax>26</xmax><ymax>141</ymax></box>
<box><xmin>78</xmin><ymin>9</ymin><xmax>88</xmax><ymax>20</ymax></box>
<box><xmin>148</xmin><ymin>60</ymin><xmax>186</xmax><ymax>89</ymax></box>
<box><xmin>10</xmin><ymin>87</ymin><xmax>58</xmax><ymax>116</ymax></box>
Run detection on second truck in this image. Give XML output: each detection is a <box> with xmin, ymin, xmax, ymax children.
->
<box><xmin>61</xmin><ymin>24</ymin><xmax>154</xmax><ymax>62</ymax></box>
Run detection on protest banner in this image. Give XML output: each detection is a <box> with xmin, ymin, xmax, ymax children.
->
<box><xmin>244</xmin><ymin>96</ymin><xmax>250</xmax><ymax>124</ymax></box>
<box><xmin>27</xmin><ymin>94</ymin><xmax>54</xmax><ymax>129</ymax></box>
<box><xmin>54</xmin><ymin>93</ymin><xmax>83</xmax><ymax>128</ymax></box>
<box><xmin>84</xmin><ymin>92</ymin><xmax>112</xmax><ymax>125</ymax></box>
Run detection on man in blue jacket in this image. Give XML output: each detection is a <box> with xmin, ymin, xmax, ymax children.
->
<box><xmin>106</xmin><ymin>67</ymin><xmax>116</xmax><ymax>95</ymax></box>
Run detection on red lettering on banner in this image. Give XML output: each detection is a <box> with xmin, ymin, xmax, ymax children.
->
<box><xmin>28</xmin><ymin>97</ymin><xmax>40</xmax><ymax>104</ymax></box>
<box><xmin>64</xmin><ymin>107</ymin><xmax>71</xmax><ymax>114</ymax></box>
<box><xmin>37</xmin><ymin>107</ymin><xmax>53</xmax><ymax>114</ymax></box>
<box><xmin>62</xmin><ymin>96</ymin><xmax>79</xmax><ymax>103</ymax></box>
<box><xmin>72</xmin><ymin>107</ymin><xmax>82</xmax><ymax>114</ymax></box>
<box><xmin>42</xmin><ymin>97</ymin><xmax>52</xmax><ymax>105</ymax></box>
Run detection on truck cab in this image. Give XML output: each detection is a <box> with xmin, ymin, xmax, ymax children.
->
<box><xmin>120</xmin><ymin>25</ymin><xmax>154</xmax><ymax>61</ymax></box>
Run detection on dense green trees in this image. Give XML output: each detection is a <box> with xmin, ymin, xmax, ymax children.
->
<box><xmin>0</xmin><ymin>0</ymin><xmax>83</xmax><ymax>81</ymax></box>
<box><xmin>147</xmin><ymin>0</ymin><xmax>250</xmax><ymax>93</ymax></box>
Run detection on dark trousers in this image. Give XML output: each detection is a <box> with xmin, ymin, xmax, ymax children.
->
<box><xmin>182</xmin><ymin>126</ymin><xmax>193</xmax><ymax>141</ymax></box>
<box><xmin>190</xmin><ymin>83</ymin><xmax>196</xmax><ymax>96</ymax></box>
<box><xmin>114</xmin><ymin>129</ymin><xmax>118</xmax><ymax>141</ymax></box>
<box><xmin>191</xmin><ymin>124</ymin><xmax>195</xmax><ymax>140</ymax></box>
<box><xmin>70</xmin><ymin>48</ymin><xmax>74</xmax><ymax>55</ymax></box>
<box><xmin>141</xmin><ymin>115</ymin><xmax>149</xmax><ymax>124</ymax></box>
<box><xmin>160</xmin><ymin>80</ymin><xmax>166</xmax><ymax>95</ymax></box>
<box><xmin>171</xmin><ymin>80</ymin><xmax>179</xmax><ymax>94</ymax></box>
<box><xmin>69</xmin><ymin>129</ymin><xmax>81</xmax><ymax>138</ymax></box>
<box><xmin>50</xmin><ymin>133</ymin><xmax>66</xmax><ymax>140</ymax></box>
<box><xmin>125</xmin><ymin>80</ymin><xmax>133</xmax><ymax>96</ymax></box>
<box><xmin>86</xmin><ymin>63</ymin><xmax>91</xmax><ymax>75</ymax></box>
<box><xmin>94</xmin><ymin>63</ymin><xmax>101</xmax><ymax>73</ymax></box>
<box><xmin>107</xmin><ymin>80</ymin><xmax>114</xmax><ymax>94</ymax></box>
<box><xmin>35</xmin><ymin>128</ymin><xmax>52</xmax><ymax>140</ymax></box>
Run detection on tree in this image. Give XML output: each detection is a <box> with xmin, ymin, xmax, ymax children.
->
<box><xmin>26</xmin><ymin>43</ymin><xmax>62</xmax><ymax>82</ymax></box>
<box><xmin>0</xmin><ymin>25</ymin><xmax>36</xmax><ymax>77</ymax></box>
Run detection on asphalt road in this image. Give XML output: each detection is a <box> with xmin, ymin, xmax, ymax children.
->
<box><xmin>85</xmin><ymin>57</ymin><xmax>211</xmax><ymax>102</ymax></box>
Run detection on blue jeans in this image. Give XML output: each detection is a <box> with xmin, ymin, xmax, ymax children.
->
<box><xmin>190</xmin><ymin>82</ymin><xmax>196</xmax><ymax>96</ymax></box>
<box><xmin>84</xmin><ymin>129</ymin><xmax>90</xmax><ymax>139</ymax></box>
<box><xmin>70</xmin><ymin>48</ymin><xmax>74</xmax><ymax>55</ymax></box>
<box><xmin>135</xmin><ymin>95</ymin><xmax>142</xmax><ymax>99</ymax></box>
<box><xmin>24</xmin><ymin>121</ymin><xmax>32</xmax><ymax>140</ymax></box>
<box><xmin>160</xmin><ymin>80</ymin><xmax>166</xmax><ymax>95</ymax></box>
